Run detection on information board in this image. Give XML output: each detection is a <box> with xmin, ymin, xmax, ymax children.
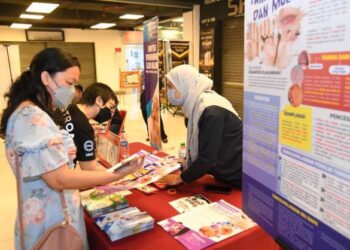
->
<box><xmin>243</xmin><ymin>1</ymin><xmax>350</xmax><ymax>249</ymax></box>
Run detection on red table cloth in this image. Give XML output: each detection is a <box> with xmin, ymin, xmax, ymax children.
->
<box><xmin>85</xmin><ymin>142</ymin><xmax>280</xmax><ymax>250</ymax></box>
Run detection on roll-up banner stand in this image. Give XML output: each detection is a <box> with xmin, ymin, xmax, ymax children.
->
<box><xmin>143</xmin><ymin>17</ymin><xmax>161</xmax><ymax>150</ymax></box>
<box><xmin>243</xmin><ymin>1</ymin><xmax>350</xmax><ymax>249</ymax></box>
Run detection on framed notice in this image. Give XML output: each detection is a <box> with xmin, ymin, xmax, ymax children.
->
<box><xmin>26</xmin><ymin>30</ymin><xmax>65</xmax><ymax>41</ymax></box>
<box><xmin>96</xmin><ymin>132</ymin><xmax>120</xmax><ymax>168</ymax></box>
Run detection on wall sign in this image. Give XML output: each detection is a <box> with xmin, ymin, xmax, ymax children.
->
<box><xmin>25</xmin><ymin>30</ymin><xmax>65</xmax><ymax>41</ymax></box>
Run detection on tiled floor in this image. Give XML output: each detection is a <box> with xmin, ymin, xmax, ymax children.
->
<box><xmin>0</xmin><ymin>91</ymin><xmax>186</xmax><ymax>249</ymax></box>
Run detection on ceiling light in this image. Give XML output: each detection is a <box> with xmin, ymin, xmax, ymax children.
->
<box><xmin>26</xmin><ymin>2</ymin><xmax>59</xmax><ymax>14</ymax></box>
<box><xmin>119</xmin><ymin>14</ymin><xmax>144</xmax><ymax>20</ymax></box>
<box><xmin>20</xmin><ymin>14</ymin><xmax>44</xmax><ymax>19</ymax></box>
<box><xmin>90</xmin><ymin>23</ymin><xmax>116</xmax><ymax>29</ymax></box>
<box><xmin>172</xmin><ymin>17</ymin><xmax>183</xmax><ymax>22</ymax></box>
<box><xmin>10</xmin><ymin>23</ymin><xmax>32</xmax><ymax>29</ymax></box>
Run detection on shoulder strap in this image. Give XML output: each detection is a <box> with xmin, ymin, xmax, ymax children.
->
<box><xmin>59</xmin><ymin>191</ymin><xmax>70</xmax><ymax>224</ymax></box>
<box><xmin>14</xmin><ymin>153</ymin><xmax>25</xmax><ymax>250</ymax></box>
<box><xmin>15</xmin><ymin>153</ymin><xmax>71</xmax><ymax>250</ymax></box>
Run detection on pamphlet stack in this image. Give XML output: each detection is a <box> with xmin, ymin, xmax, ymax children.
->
<box><xmin>95</xmin><ymin>207</ymin><xmax>155</xmax><ymax>241</ymax></box>
<box><xmin>80</xmin><ymin>188</ymin><xmax>129</xmax><ymax>217</ymax></box>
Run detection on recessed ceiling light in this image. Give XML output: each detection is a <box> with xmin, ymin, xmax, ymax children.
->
<box><xmin>20</xmin><ymin>14</ymin><xmax>44</xmax><ymax>19</ymax></box>
<box><xmin>90</xmin><ymin>23</ymin><xmax>116</xmax><ymax>29</ymax></box>
<box><xmin>119</xmin><ymin>14</ymin><xmax>144</xmax><ymax>20</ymax></box>
<box><xmin>26</xmin><ymin>2</ymin><xmax>59</xmax><ymax>14</ymax></box>
<box><xmin>10</xmin><ymin>23</ymin><xmax>32</xmax><ymax>29</ymax></box>
<box><xmin>172</xmin><ymin>17</ymin><xmax>183</xmax><ymax>22</ymax></box>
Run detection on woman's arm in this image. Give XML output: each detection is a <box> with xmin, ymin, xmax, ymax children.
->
<box><xmin>42</xmin><ymin>160</ymin><xmax>141</xmax><ymax>190</ymax></box>
<box><xmin>79</xmin><ymin>159</ymin><xmax>107</xmax><ymax>172</ymax></box>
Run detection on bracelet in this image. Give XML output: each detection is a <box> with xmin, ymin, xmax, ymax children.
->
<box><xmin>167</xmin><ymin>188</ymin><xmax>177</xmax><ymax>195</ymax></box>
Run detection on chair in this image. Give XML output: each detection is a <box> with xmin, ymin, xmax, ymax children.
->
<box><xmin>118</xmin><ymin>110</ymin><xmax>127</xmax><ymax>134</ymax></box>
<box><xmin>119</xmin><ymin>70</ymin><xmax>141</xmax><ymax>103</ymax></box>
<box><xmin>105</xmin><ymin>109</ymin><xmax>127</xmax><ymax>136</ymax></box>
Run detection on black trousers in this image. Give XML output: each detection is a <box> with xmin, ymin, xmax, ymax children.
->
<box><xmin>141</xmin><ymin>109</ymin><xmax>167</xmax><ymax>140</ymax></box>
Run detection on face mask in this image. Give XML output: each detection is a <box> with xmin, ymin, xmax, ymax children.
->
<box><xmin>95</xmin><ymin>107</ymin><xmax>112</xmax><ymax>123</ymax></box>
<box><xmin>52</xmin><ymin>80</ymin><xmax>75</xmax><ymax>108</ymax></box>
<box><xmin>167</xmin><ymin>88</ymin><xmax>184</xmax><ymax>106</ymax></box>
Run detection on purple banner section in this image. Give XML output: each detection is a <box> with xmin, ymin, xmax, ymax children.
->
<box><xmin>243</xmin><ymin>174</ymin><xmax>349</xmax><ymax>250</ymax></box>
<box><xmin>281</xmin><ymin>147</ymin><xmax>350</xmax><ymax>182</ymax></box>
<box><xmin>243</xmin><ymin>92</ymin><xmax>280</xmax><ymax>191</ymax></box>
<box><xmin>143</xmin><ymin>17</ymin><xmax>159</xmax><ymax>114</ymax></box>
<box><xmin>143</xmin><ymin>17</ymin><xmax>161</xmax><ymax>149</ymax></box>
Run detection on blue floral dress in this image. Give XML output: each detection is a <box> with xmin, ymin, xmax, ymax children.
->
<box><xmin>5</xmin><ymin>105</ymin><xmax>88</xmax><ymax>250</ymax></box>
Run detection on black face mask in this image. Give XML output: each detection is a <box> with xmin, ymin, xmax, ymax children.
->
<box><xmin>95</xmin><ymin>107</ymin><xmax>112</xmax><ymax>123</ymax></box>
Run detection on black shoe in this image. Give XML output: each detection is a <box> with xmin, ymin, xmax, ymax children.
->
<box><xmin>162</xmin><ymin>138</ymin><xmax>168</xmax><ymax>143</ymax></box>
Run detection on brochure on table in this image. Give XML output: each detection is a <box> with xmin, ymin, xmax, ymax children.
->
<box><xmin>169</xmin><ymin>194</ymin><xmax>211</xmax><ymax>213</ymax></box>
<box><xmin>80</xmin><ymin>188</ymin><xmax>131</xmax><ymax>217</ymax></box>
<box><xmin>95</xmin><ymin>207</ymin><xmax>154</xmax><ymax>241</ymax></box>
<box><xmin>159</xmin><ymin>200</ymin><xmax>256</xmax><ymax>250</ymax></box>
<box><xmin>103</xmin><ymin>150</ymin><xmax>181</xmax><ymax>191</ymax></box>
<box><xmin>243</xmin><ymin>0</ymin><xmax>350</xmax><ymax>249</ymax></box>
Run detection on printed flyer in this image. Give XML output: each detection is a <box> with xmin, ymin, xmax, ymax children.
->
<box><xmin>169</xmin><ymin>194</ymin><xmax>211</xmax><ymax>213</ymax></box>
<box><xmin>102</xmin><ymin>150</ymin><xmax>181</xmax><ymax>191</ymax></box>
<box><xmin>159</xmin><ymin>200</ymin><xmax>256</xmax><ymax>250</ymax></box>
<box><xmin>243</xmin><ymin>0</ymin><xmax>350</xmax><ymax>249</ymax></box>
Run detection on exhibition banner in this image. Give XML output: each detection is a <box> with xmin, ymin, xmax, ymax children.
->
<box><xmin>243</xmin><ymin>0</ymin><xmax>350</xmax><ymax>249</ymax></box>
<box><xmin>158</xmin><ymin>40</ymin><xmax>165</xmax><ymax>87</ymax></box>
<box><xmin>170</xmin><ymin>41</ymin><xmax>190</xmax><ymax>68</ymax></box>
<box><xmin>199</xmin><ymin>18</ymin><xmax>215</xmax><ymax>80</ymax></box>
<box><xmin>143</xmin><ymin>17</ymin><xmax>161</xmax><ymax>149</ymax></box>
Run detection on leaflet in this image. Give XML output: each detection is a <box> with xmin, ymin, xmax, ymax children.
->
<box><xmin>103</xmin><ymin>150</ymin><xmax>181</xmax><ymax>191</ymax></box>
<box><xmin>169</xmin><ymin>194</ymin><xmax>211</xmax><ymax>213</ymax></box>
<box><xmin>159</xmin><ymin>200</ymin><xmax>256</xmax><ymax>250</ymax></box>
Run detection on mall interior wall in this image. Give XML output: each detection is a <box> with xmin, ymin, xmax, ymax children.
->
<box><xmin>0</xmin><ymin>26</ymin><xmax>125</xmax><ymax>91</ymax></box>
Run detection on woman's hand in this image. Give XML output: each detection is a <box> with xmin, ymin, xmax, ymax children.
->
<box><xmin>113</xmin><ymin>156</ymin><xmax>145</xmax><ymax>180</ymax></box>
<box><xmin>158</xmin><ymin>173</ymin><xmax>183</xmax><ymax>186</ymax></box>
<box><xmin>177</xmin><ymin>157</ymin><xmax>186</xmax><ymax>167</ymax></box>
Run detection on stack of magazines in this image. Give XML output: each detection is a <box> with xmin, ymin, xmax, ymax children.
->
<box><xmin>80</xmin><ymin>188</ymin><xmax>129</xmax><ymax>217</ymax></box>
<box><xmin>94</xmin><ymin>207</ymin><xmax>155</xmax><ymax>241</ymax></box>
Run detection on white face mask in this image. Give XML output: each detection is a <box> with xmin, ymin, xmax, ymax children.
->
<box><xmin>51</xmin><ymin>78</ymin><xmax>75</xmax><ymax>108</ymax></box>
<box><xmin>167</xmin><ymin>88</ymin><xmax>185</xmax><ymax>106</ymax></box>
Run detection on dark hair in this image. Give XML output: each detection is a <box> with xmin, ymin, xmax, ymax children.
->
<box><xmin>80</xmin><ymin>82</ymin><xmax>116</xmax><ymax>106</ymax></box>
<box><xmin>0</xmin><ymin>47</ymin><xmax>80</xmax><ymax>138</ymax></box>
<box><xmin>74</xmin><ymin>84</ymin><xmax>84</xmax><ymax>92</ymax></box>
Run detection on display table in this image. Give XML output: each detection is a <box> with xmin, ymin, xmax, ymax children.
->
<box><xmin>85</xmin><ymin>142</ymin><xmax>280</xmax><ymax>250</ymax></box>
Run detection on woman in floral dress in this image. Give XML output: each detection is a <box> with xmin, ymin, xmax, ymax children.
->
<box><xmin>0</xmin><ymin>48</ymin><xmax>141</xmax><ymax>249</ymax></box>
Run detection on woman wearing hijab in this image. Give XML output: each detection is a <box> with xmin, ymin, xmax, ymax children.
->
<box><xmin>160</xmin><ymin>65</ymin><xmax>243</xmax><ymax>189</ymax></box>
